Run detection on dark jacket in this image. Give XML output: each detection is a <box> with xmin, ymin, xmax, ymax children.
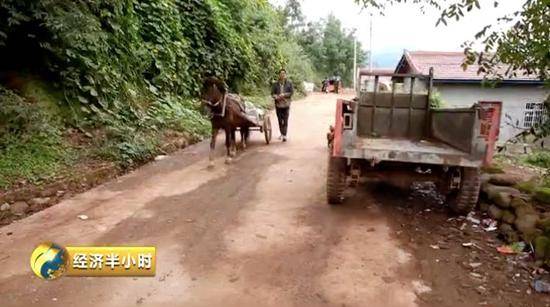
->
<box><xmin>271</xmin><ymin>80</ymin><xmax>294</xmax><ymax>108</ymax></box>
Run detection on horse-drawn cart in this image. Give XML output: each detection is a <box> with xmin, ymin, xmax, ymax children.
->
<box><xmin>202</xmin><ymin>77</ymin><xmax>273</xmax><ymax>164</ymax></box>
<box><xmin>241</xmin><ymin>100</ymin><xmax>273</xmax><ymax>144</ymax></box>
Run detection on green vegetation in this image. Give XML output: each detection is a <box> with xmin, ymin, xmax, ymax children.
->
<box><xmin>523</xmin><ymin>151</ymin><xmax>550</xmax><ymax>189</ymax></box>
<box><xmin>281</xmin><ymin>1</ymin><xmax>368</xmax><ymax>85</ymax></box>
<box><xmin>534</xmin><ymin>187</ymin><xmax>550</xmax><ymax>204</ymax></box>
<box><xmin>0</xmin><ymin>0</ymin><xmax>367</xmax><ymax>189</ymax></box>
<box><xmin>429</xmin><ymin>90</ymin><xmax>446</xmax><ymax>109</ymax></box>
<box><xmin>515</xmin><ymin>181</ymin><xmax>535</xmax><ymax>194</ymax></box>
<box><xmin>524</xmin><ymin>151</ymin><xmax>550</xmax><ymax>169</ymax></box>
<box><xmin>481</xmin><ymin>163</ymin><xmax>505</xmax><ymax>174</ymax></box>
<box><xmin>355</xmin><ymin>0</ymin><xmax>549</xmax><ymax>81</ymax></box>
<box><xmin>0</xmin><ymin>86</ymin><xmax>73</xmax><ymax>188</ymax></box>
<box><xmin>0</xmin><ymin>135</ymin><xmax>74</xmax><ymax>188</ymax></box>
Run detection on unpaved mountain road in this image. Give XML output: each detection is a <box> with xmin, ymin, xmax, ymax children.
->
<box><xmin>0</xmin><ymin>93</ymin><xmax>544</xmax><ymax>307</ymax></box>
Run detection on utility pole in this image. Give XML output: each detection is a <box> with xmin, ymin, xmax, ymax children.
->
<box><xmin>369</xmin><ymin>13</ymin><xmax>373</xmax><ymax>72</ymax></box>
<box><xmin>353</xmin><ymin>36</ymin><xmax>357</xmax><ymax>91</ymax></box>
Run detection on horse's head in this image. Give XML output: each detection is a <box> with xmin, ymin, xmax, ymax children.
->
<box><xmin>201</xmin><ymin>77</ymin><xmax>226</xmax><ymax>114</ymax></box>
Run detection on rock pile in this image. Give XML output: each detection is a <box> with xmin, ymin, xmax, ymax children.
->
<box><xmin>479</xmin><ymin>173</ymin><xmax>550</xmax><ymax>265</ymax></box>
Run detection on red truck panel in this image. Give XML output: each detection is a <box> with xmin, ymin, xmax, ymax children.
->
<box><xmin>478</xmin><ymin>101</ymin><xmax>502</xmax><ymax>166</ymax></box>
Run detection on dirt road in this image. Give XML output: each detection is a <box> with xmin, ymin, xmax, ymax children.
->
<box><xmin>0</xmin><ymin>93</ymin><xmax>544</xmax><ymax>307</ymax></box>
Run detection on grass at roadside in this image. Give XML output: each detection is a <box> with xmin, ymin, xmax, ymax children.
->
<box><xmin>0</xmin><ymin>134</ymin><xmax>76</xmax><ymax>189</ymax></box>
<box><xmin>523</xmin><ymin>151</ymin><xmax>550</xmax><ymax>169</ymax></box>
<box><xmin>0</xmin><ymin>81</ymin><xmax>281</xmax><ymax>191</ymax></box>
<box><xmin>494</xmin><ymin>151</ymin><xmax>550</xmax><ymax>197</ymax></box>
<box><xmin>0</xmin><ymin>83</ymin><xmax>211</xmax><ymax>191</ymax></box>
<box><xmin>0</xmin><ymin>82</ymin><xmax>73</xmax><ymax>189</ymax></box>
<box><xmin>495</xmin><ymin>151</ymin><xmax>550</xmax><ymax>172</ymax></box>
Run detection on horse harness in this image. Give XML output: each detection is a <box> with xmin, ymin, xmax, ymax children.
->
<box><xmin>204</xmin><ymin>94</ymin><xmax>227</xmax><ymax>118</ymax></box>
<box><xmin>204</xmin><ymin>93</ymin><xmax>248</xmax><ymax>119</ymax></box>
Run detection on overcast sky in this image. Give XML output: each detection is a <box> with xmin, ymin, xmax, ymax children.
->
<box><xmin>269</xmin><ymin>0</ymin><xmax>523</xmax><ymax>67</ymax></box>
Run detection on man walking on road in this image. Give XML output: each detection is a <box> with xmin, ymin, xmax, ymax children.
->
<box><xmin>271</xmin><ymin>69</ymin><xmax>293</xmax><ymax>142</ymax></box>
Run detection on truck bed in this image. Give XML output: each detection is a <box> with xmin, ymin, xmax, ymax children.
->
<box><xmin>342</xmin><ymin>137</ymin><xmax>482</xmax><ymax>167</ymax></box>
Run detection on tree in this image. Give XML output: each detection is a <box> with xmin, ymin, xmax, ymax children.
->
<box><xmin>296</xmin><ymin>21</ymin><xmax>324</xmax><ymax>66</ymax></box>
<box><xmin>294</xmin><ymin>14</ymin><xmax>367</xmax><ymax>85</ymax></box>
<box><xmin>281</xmin><ymin>0</ymin><xmax>306</xmax><ymax>33</ymax></box>
<box><xmin>318</xmin><ymin>15</ymin><xmax>367</xmax><ymax>85</ymax></box>
<box><xmin>356</xmin><ymin>0</ymin><xmax>549</xmax><ymax>138</ymax></box>
<box><xmin>276</xmin><ymin>1</ymin><xmax>368</xmax><ymax>85</ymax></box>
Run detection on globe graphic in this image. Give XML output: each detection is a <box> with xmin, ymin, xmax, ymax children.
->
<box><xmin>30</xmin><ymin>242</ymin><xmax>67</xmax><ymax>280</ymax></box>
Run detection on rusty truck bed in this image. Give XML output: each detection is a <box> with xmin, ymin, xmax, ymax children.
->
<box><xmin>331</xmin><ymin>70</ymin><xmax>487</xmax><ymax>168</ymax></box>
<box><xmin>341</xmin><ymin>137</ymin><xmax>482</xmax><ymax>167</ymax></box>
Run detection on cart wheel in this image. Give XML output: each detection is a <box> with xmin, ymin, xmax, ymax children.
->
<box><xmin>263</xmin><ymin>116</ymin><xmax>272</xmax><ymax>144</ymax></box>
<box><xmin>326</xmin><ymin>153</ymin><xmax>347</xmax><ymax>205</ymax></box>
<box><xmin>447</xmin><ymin>167</ymin><xmax>481</xmax><ymax>214</ymax></box>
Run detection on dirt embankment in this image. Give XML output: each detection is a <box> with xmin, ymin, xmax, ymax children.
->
<box><xmin>0</xmin><ymin>132</ymin><xmax>195</xmax><ymax>227</ymax></box>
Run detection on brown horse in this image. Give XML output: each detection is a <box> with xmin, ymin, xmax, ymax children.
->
<box><xmin>201</xmin><ymin>77</ymin><xmax>251</xmax><ymax>165</ymax></box>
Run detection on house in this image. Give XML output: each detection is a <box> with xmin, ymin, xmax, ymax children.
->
<box><xmin>394</xmin><ymin>51</ymin><xmax>548</xmax><ymax>144</ymax></box>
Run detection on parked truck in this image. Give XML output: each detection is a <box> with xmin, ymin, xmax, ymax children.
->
<box><xmin>327</xmin><ymin>69</ymin><xmax>490</xmax><ymax>214</ymax></box>
<box><xmin>322</xmin><ymin>76</ymin><xmax>342</xmax><ymax>94</ymax></box>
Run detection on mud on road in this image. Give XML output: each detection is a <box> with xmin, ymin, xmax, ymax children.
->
<box><xmin>0</xmin><ymin>93</ymin><xmax>547</xmax><ymax>307</ymax></box>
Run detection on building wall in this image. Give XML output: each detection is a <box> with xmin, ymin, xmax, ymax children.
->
<box><xmin>435</xmin><ymin>84</ymin><xmax>549</xmax><ymax>143</ymax></box>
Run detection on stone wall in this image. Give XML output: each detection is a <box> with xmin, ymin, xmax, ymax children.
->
<box><xmin>479</xmin><ymin>173</ymin><xmax>550</xmax><ymax>265</ymax></box>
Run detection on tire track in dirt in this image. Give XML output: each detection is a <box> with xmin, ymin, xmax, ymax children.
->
<box><xmin>0</xmin><ymin>93</ymin><xmax>428</xmax><ymax>307</ymax></box>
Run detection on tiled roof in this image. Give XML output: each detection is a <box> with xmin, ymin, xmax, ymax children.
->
<box><xmin>398</xmin><ymin>51</ymin><xmax>539</xmax><ymax>81</ymax></box>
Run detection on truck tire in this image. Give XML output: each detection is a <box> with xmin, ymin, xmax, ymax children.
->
<box><xmin>327</xmin><ymin>155</ymin><xmax>347</xmax><ymax>205</ymax></box>
<box><xmin>447</xmin><ymin>167</ymin><xmax>481</xmax><ymax>214</ymax></box>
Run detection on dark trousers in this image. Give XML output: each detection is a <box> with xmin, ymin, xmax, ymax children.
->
<box><xmin>275</xmin><ymin>107</ymin><xmax>290</xmax><ymax>136</ymax></box>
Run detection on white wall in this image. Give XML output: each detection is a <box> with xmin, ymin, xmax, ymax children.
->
<box><xmin>435</xmin><ymin>84</ymin><xmax>549</xmax><ymax>143</ymax></box>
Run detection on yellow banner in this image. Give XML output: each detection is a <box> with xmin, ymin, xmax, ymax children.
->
<box><xmin>65</xmin><ymin>246</ymin><xmax>156</xmax><ymax>277</ymax></box>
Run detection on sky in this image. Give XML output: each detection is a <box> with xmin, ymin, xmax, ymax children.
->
<box><xmin>269</xmin><ymin>0</ymin><xmax>523</xmax><ymax>68</ymax></box>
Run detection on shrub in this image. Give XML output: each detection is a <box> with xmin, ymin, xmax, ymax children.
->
<box><xmin>515</xmin><ymin>180</ymin><xmax>539</xmax><ymax>194</ymax></box>
<box><xmin>534</xmin><ymin>187</ymin><xmax>550</xmax><ymax>204</ymax></box>
<box><xmin>0</xmin><ymin>86</ymin><xmax>72</xmax><ymax>188</ymax></box>
<box><xmin>481</xmin><ymin>163</ymin><xmax>505</xmax><ymax>174</ymax></box>
<box><xmin>0</xmin><ymin>133</ymin><xmax>72</xmax><ymax>188</ymax></box>
<box><xmin>430</xmin><ymin>91</ymin><xmax>446</xmax><ymax>109</ymax></box>
<box><xmin>524</xmin><ymin>151</ymin><xmax>550</xmax><ymax>169</ymax></box>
